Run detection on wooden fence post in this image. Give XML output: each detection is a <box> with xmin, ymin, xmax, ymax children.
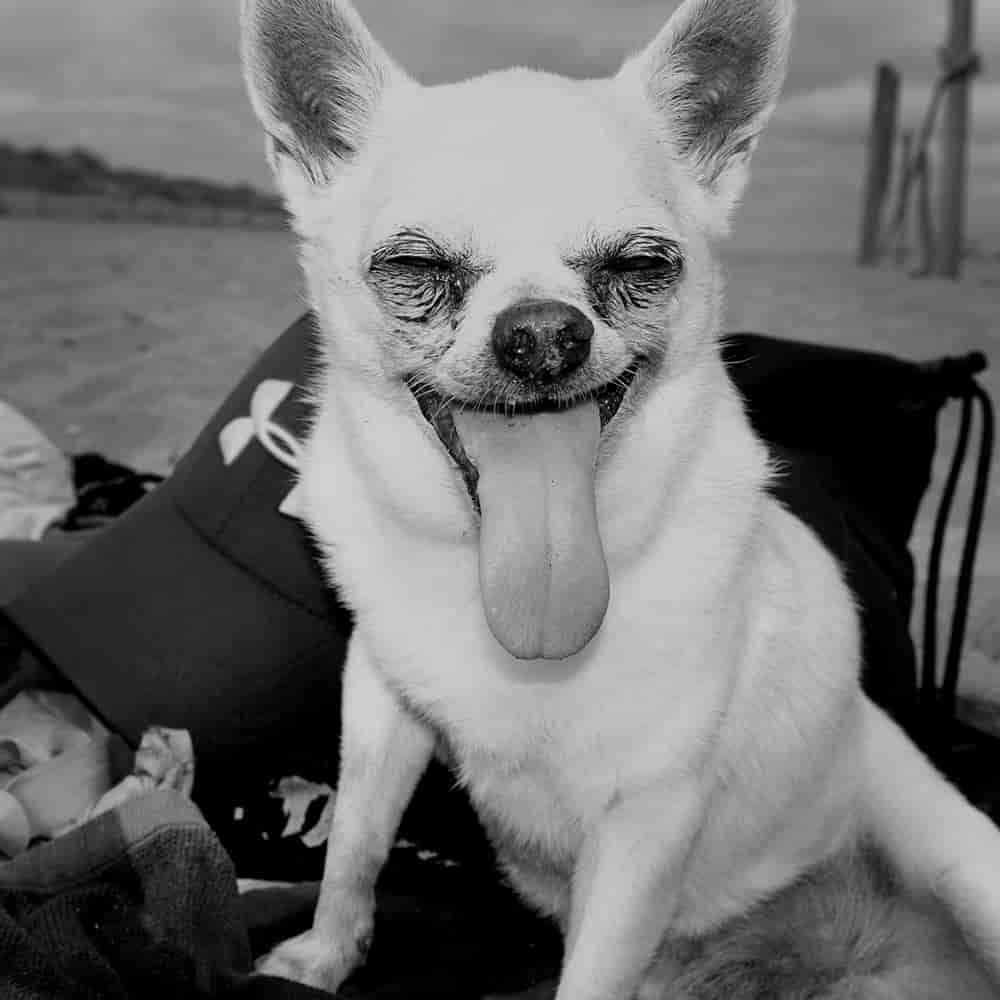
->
<box><xmin>916</xmin><ymin>147</ymin><xmax>936</xmax><ymax>276</ymax></box>
<box><xmin>892</xmin><ymin>130</ymin><xmax>914</xmax><ymax>267</ymax></box>
<box><xmin>934</xmin><ymin>0</ymin><xmax>975</xmax><ymax>278</ymax></box>
<box><xmin>858</xmin><ymin>62</ymin><xmax>901</xmax><ymax>266</ymax></box>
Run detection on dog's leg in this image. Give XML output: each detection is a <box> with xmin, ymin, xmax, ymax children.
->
<box><xmin>861</xmin><ymin>700</ymin><xmax>1000</xmax><ymax>985</ymax></box>
<box><xmin>554</xmin><ymin>781</ymin><xmax>705</xmax><ymax>1000</ymax></box>
<box><xmin>256</xmin><ymin>634</ymin><xmax>436</xmax><ymax>993</ymax></box>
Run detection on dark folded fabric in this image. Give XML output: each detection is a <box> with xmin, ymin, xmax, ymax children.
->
<box><xmin>242</xmin><ymin>871</ymin><xmax>561</xmax><ymax>999</ymax></box>
<box><xmin>0</xmin><ymin>788</ymin><xmax>559</xmax><ymax>999</ymax></box>
<box><xmin>0</xmin><ymin>791</ymin><xmax>331</xmax><ymax>1000</ymax></box>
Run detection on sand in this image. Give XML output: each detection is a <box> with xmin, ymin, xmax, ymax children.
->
<box><xmin>0</xmin><ymin>218</ymin><xmax>301</xmax><ymax>472</ymax></box>
<box><xmin>0</xmin><ymin>211</ymin><xmax>997</xmax><ymax>707</ymax></box>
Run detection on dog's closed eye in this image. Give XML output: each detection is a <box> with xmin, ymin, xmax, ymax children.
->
<box><xmin>603</xmin><ymin>253</ymin><xmax>681</xmax><ymax>277</ymax></box>
<box><xmin>570</xmin><ymin>229</ymin><xmax>684</xmax><ymax>320</ymax></box>
<box><xmin>371</xmin><ymin>242</ymin><xmax>456</xmax><ymax>274</ymax></box>
<box><xmin>378</xmin><ymin>254</ymin><xmax>452</xmax><ymax>272</ymax></box>
<box><xmin>601</xmin><ymin>231</ymin><xmax>684</xmax><ymax>278</ymax></box>
<box><xmin>367</xmin><ymin>230</ymin><xmax>486</xmax><ymax>325</ymax></box>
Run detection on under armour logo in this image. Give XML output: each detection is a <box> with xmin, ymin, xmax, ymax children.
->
<box><xmin>218</xmin><ymin>379</ymin><xmax>305</xmax><ymax>519</ymax></box>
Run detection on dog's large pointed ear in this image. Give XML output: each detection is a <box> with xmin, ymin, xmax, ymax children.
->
<box><xmin>240</xmin><ymin>0</ymin><xmax>409</xmax><ymax>185</ymax></box>
<box><xmin>619</xmin><ymin>0</ymin><xmax>794</xmax><ymax>218</ymax></box>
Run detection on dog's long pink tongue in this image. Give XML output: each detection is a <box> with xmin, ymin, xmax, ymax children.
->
<box><xmin>453</xmin><ymin>404</ymin><xmax>608</xmax><ymax>660</ymax></box>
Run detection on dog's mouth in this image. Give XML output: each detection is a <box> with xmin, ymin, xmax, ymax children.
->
<box><xmin>409</xmin><ymin>365</ymin><xmax>640</xmax><ymax>506</ymax></box>
<box><xmin>408</xmin><ymin>366</ymin><xmax>639</xmax><ymax>663</ymax></box>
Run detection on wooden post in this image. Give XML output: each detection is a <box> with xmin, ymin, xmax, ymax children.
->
<box><xmin>893</xmin><ymin>130</ymin><xmax>914</xmax><ymax>267</ymax></box>
<box><xmin>915</xmin><ymin>147</ymin><xmax>936</xmax><ymax>276</ymax></box>
<box><xmin>934</xmin><ymin>0</ymin><xmax>975</xmax><ymax>278</ymax></box>
<box><xmin>858</xmin><ymin>62</ymin><xmax>901</xmax><ymax>267</ymax></box>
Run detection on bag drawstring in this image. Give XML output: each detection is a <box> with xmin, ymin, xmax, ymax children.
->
<box><xmin>919</xmin><ymin>352</ymin><xmax>993</xmax><ymax>727</ymax></box>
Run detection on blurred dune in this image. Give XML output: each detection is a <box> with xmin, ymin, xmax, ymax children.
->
<box><xmin>0</xmin><ymin>141</ymin><xmax>286</xmax><ymax>228</ymax></box>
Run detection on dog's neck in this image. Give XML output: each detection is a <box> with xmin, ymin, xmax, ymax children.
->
<box><xmin>593</xmin><ymin>352</ymin><xmax>770</xmax><ymax>564</ymax></box>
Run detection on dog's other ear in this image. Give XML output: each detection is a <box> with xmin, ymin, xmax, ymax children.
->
<box><xmin>619</xmin><ymin>0</ymin><xmax>794</xmax><ymax>220</ymax></box>
<box><xmin>240</xmin><ymin>0</ymin><xmax>407</xmax><ymax>185</ymax></box>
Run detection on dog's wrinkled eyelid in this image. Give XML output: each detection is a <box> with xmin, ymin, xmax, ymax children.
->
<box><xmin>364</xmin><ymin>236</ymin><xmax>491</xmax><ymax>328</ymax></box>
<box><xmin>369</xmin><ymin>254</ymin><xmax>453</xmax><ymax>273</ymax></box>
<box><xmin>610</xmin><ymin>235</ymin><xmax>684</xmax><ymax>275</ymax></box>
<box><xmin>604</xmin><ymin>255</ymin><xmax>682</xmax><ymax>276</ymax></box>
<box><xmin>367</xmin><ymin>245</ymin><xmax>482</xmax><ymax>280</ymax></box>
<box><xmin>366</xmin><ymin>227</ymin><xmax>488</xmax><ymax>275</ymax></box>
<box><xmin>566</xmin><ymin>230</ymin><xmax>685</xmax><ymax>278</ymax></box>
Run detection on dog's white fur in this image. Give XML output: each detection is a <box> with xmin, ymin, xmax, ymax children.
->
<box><xmin>241</xmin><ymin>1</ymin><xmax>1000</xmax><ymax>996</ymax></box>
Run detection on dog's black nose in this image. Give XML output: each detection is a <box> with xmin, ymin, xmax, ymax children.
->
<box><xmin>491</xmin><ymin>299</ymin><xmax>594</xmax><ymax>383</ymax></box>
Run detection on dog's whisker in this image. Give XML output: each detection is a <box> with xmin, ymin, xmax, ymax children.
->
<box><xmin>431</xmin><ymin>398</ymin><xmax>452</xmax><ymax>423</ymax></box>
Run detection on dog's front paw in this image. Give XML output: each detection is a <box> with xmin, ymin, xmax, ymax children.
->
<box><xmin>255</xmin><ymin>924</ymin><xmax>370</xmax><ymax>994</ymax></box>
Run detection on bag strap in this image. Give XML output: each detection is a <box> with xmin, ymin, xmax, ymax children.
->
<box><xmin>918</xmin><ymin>352</ymin><xmax>994</xmax><ymax>725</ymax></box>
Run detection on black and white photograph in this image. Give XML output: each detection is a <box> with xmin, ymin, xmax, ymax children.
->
<box><xmin>1</xmin><ymin>1</ymin><xmax>999</xmax><ymax>997</ymax></box>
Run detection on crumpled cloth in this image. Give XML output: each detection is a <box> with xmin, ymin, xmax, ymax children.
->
<box><xmin>77</xmin><ymin>725</ymin><xmax>195</xmax><ymax>823</ymax></box>
<box><xmin>0</xmin><ymin>740</ymin><xmax>559</xmax><ymax>1000</ymax></box>
<box><xmin>0</xmin><ymin>790</ymin><xmax>261</xmax><ymax>1000</ymax></box>
<box><xmin>0</xmin><ymin>690</ymin><xmax>110</xmax><ymax>855</ymax></box>
<box><xmin>0</xmin><ymin>690</ymin><xmax>104</xmax><ymax>775</ymax></box>
<box><xmin>0</xmin><ymin>401</ymin><xmax>75</xmax><ymax>540</ymax></box>
<box><xmin>0</xmin><ymin>689</ymin><xmax>194</xmax><ymax>857</ymax></box>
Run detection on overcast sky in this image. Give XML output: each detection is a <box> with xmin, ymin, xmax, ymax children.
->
<box><xmin>1</xmin><ymin>0</ymin><xmax>998</xmax><ymax>186</ymax></box>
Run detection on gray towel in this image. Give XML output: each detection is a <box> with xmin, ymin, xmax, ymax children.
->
<box><xmin>0</xmin><ymin>789</ymin><xmax>250</xmax><ymax>999</ymax></box>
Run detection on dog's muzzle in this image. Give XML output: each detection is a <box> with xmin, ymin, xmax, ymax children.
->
<box><xmin>407</xmin><ymin>343</ymin><xmax>640</xmax><ymax>664</ymax></box>
<box><xmin>409</xmin><ymin>362</ymin><xmax>639</xmax><ymax>511</ymax></box>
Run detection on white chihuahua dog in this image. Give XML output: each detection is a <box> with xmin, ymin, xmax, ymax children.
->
<box><xmin>240</xmin><ymin>0</ymin><xmax>1000</xmax><ymax>996</ymax></box>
